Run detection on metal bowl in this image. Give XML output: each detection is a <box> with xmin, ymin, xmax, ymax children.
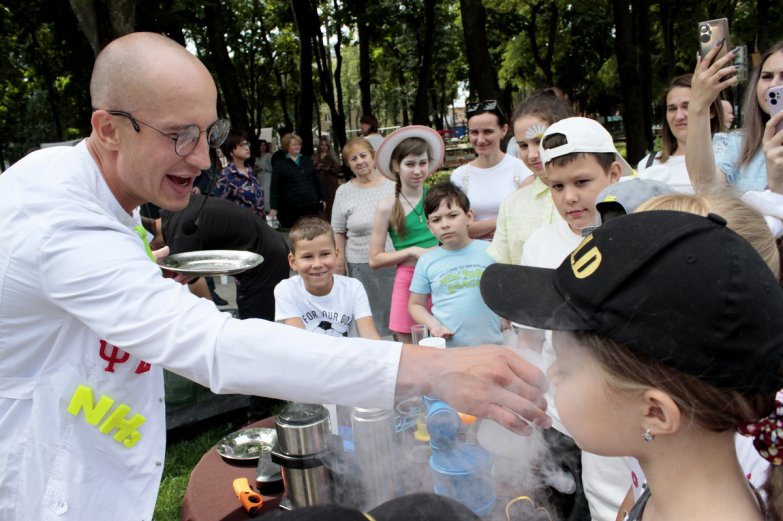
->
<box><xmin>216</xmin><ymin>427</ymin><xmax>277</xmax><ymax>461</ymax></box>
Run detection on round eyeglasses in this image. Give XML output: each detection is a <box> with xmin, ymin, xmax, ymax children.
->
<box><xmin>99</xmin><ymin>109</ymin><xmax>230</xmax><ymax>157</ymax></box>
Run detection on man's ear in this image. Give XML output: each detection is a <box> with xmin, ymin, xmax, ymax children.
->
<box><xmin>287</xmin><ymin>252</ymin><xmax>297</xmax><ymax>271</ymax></box>
<box><xmin>639</xmin><ymin>388</ymin><xmax>682</xmax><ymax>439</ymax></box>
<box><xmin>90</xmin><ymin>110</ymin><xmax>123</xmax><ymax>152</ymax></box>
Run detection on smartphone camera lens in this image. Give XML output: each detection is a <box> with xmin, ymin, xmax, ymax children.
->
<box><xmin>699</xmin><ymin>25</ymin><xmax>711</xmax><ymax>43</ymax></box>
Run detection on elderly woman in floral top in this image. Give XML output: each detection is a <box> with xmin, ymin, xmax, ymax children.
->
<box><xmin>214</xmin><ymin>130</ymin><xmax>265</xmax><ymax>218</ymax></box>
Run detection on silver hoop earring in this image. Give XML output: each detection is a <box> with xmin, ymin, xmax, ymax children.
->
<box><xmin>642</xmin><ymin>429</ymin><xmax>655</xmax><ymax>443</ymax></box>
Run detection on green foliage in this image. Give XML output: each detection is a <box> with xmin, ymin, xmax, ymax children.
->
<box><xmin>2</xmin><ymin>0</ymin><xmax>782</xmax><ymax>168</ymax></box>
<box><xmin>0</xmin><ymin>0</ymin><xmax>92</xmax><ymax>165</ymax></box>
<box><xmin>153</xmin><ymin>423</ymin><xmax>234</xmax><ymax>521</ymax></box>
<box><xmin>425</xmin><ymin>169</ymin><xmax>454</xmax><ymax>187</ymax></box>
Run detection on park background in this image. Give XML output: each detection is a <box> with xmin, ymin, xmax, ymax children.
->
<box><xmin>1</xmin><ymin>0</ymin><xmax>782</xmax><ymax>170</ymax></box>
<box><xmin>1</xmin><ymin>1</ymin><xmax>782</xmax><ymax>519</ymax></box>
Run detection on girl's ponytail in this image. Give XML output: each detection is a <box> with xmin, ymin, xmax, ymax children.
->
<box><xmin>390</xmin><ymin>175</ymin><xmax>406</xmax><ymax>237</ymax></box>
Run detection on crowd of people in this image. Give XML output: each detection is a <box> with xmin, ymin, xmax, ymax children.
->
<box><xmin>2</xmin><ymin>29</ymin><xmax>783</xmax><ymax>521</ymax></box>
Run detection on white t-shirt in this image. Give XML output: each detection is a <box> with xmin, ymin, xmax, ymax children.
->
<box><xmin>636</xmin><ymin>153</ymin><xmax>693</xmax><ymax>194</ymax></box>
<box><xmin>450</xmin><ymin>154</ymin><xmax>532</xmax><ymax>222</ymax></box>
<box><xmin>274</xmin><ymin>275</ymin><xmax>372</xmax><ymax>337</ymax></box>
<box><xmin>0</xmin><ymin>141</ymin><xmax>401</xmax><ymax>521</ymax></box>
<box><xmin>520</xmin><ymin>220</ymin><xmax>583</xmax><ymax>267</ymax></box>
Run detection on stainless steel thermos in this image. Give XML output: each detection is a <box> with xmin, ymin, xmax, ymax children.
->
<box><xmin>351</xmin><ymin>407</ymin><xmax>399</xmax><ymax>510</ymax></box>
<box><xmin>272</xmin><ymin>403</ymin><xmax>333</xmax><ymax>509</ymax></box>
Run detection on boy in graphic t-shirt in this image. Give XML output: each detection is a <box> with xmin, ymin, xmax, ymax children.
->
<box><xmin>408</xmin><ymin>181</ymin><xmax>503</xmax><ymax>347</ymax></box>
<box><xmin>274</xmin><ymin>217</ymin><xmax>380</xmax><ymax>339</ymax></box>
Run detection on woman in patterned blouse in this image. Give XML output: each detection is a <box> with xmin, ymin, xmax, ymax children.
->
<box><xmin>214</xmin><ymin>130</ymin><xmax>265</xmax><ymax>218</ymax></box>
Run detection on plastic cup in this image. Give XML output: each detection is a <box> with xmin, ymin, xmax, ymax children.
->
<box><xmin>410</xmin><ymin>324</ymin><xmax>429</xmax><ymax>345</ymax></box>
<box><xmin>418</xmin><ymin>337</ymin><xmax>446</xmax><ymax>349</ymax></box>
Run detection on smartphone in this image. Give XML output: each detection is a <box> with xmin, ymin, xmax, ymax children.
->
<box><xmin>766</xmin><ymin>86</ymin><xmax>783</xmax><ymax>133</ymax></box>
<box><xmin>698</xmin><ymin>18</ymin><xmax>731</xmax><ymax>61</ymax></box>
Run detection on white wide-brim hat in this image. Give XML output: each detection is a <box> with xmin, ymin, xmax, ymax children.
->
<box><xmin>375</xmin><ymin>125</ymin><xmax>445</xmax><ymax>181</ymax></box>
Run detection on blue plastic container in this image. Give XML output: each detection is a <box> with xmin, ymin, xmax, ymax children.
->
<box><xmin>423</xmin><ymin>397</ymin><xmax>461</xmax><ymax>449</ymax></box>
<box><xmin>430</xmin><ymin>444</ymin><xmax>495</xmax><ymax>516</ymax></box>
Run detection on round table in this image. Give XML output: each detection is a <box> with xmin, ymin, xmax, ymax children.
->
<box><xmin>180</xmin><ymin>417</ymin><xmax>284</xmax><ymax>521</ymax></box>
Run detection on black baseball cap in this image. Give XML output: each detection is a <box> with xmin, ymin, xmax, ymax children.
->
<box><xmin>480</xmin><ymin>210</ymin><xmax>783</xmax><ymax>392</ymax></box>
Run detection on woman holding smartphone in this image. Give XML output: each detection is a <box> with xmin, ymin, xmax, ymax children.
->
<box><xmin>637</xmin><ymin>74</ymin><xmax>724</xmax><ymax>193</ymax></box>
<box><xmin>686</xmin><ymin>40</ymin><xmax>783</xmax><ymax>193</ymax></box>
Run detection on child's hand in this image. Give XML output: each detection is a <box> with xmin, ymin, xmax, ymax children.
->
<box><xmin>430</xmin><ymin>325</ymin><xmax>453</xmax><ymax>339</ymax></box>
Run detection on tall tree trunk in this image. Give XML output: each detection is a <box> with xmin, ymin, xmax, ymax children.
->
<box><xmin>311</xmin><ymin>0</ymin><xmax>347</xmax><ymax>151</ymax></box>
<box><xmin>757</xmin><ymin>0</ymin><xmax>770</xmax><ymax>52</ymax></box>
<box><xmin>659</xmin><ymin>0</ymin><xmax>675</xmax><ymax>81</ymax></box>
<box><xmin>290</xmin><ymin>0</ymin><xmax>316</xmax><ymax>154</ymax></box>
<box><xmin>526</xmin><ymin>0</ymin><xmax>559</xmax><ymax>86</ymax></box>
<box><xmin>204</xmin><ymin>1</ymin><xmax>250</xmax><ymax>136</ymax></box>
<box><xmin>412</xmin><ymin>0</ymin><xmax>436</xmax><ymax>125</ymax></box>
<box><xmin>256</xmin><ymin>24</ymin><xmax>294</xmax><ymax>131</ymax></box>
<box><xmin>69</xmin><ymin>0</ymin><xmax>136</xmax><ymax>55</ymax></box>
<box><xmin>332</xmin><ymin>0</ymin><xmax>348</xmax><ymax>151</ymax></box>
<box><xmin>355</xmin><ymin>0</ymin><xmax>372</xmax><ymax>117</ymax></box>
<box><xmin>635</xmin><ymin>0</ymin><xmax>654</xmax><ymax>151</ymax></box>
<box><xmin>613</xmin><ymin>0</ymin><xmax>646</xmax><ymax>164</ymax></box>
<box><xmin>430</xmin><ymin>86</ymin><xmax>443</xmax><ymax>130</ymax></box>
<box><xmin>459</xmin><ymin>0</ymin><xmax>501</xmax><ymax>103</ymax></box>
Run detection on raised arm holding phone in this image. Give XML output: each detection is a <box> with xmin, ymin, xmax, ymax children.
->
<box><xmin>686</xmin><ymin>37</ymin><xmax>783</xmax><ymax>194</ymax></box>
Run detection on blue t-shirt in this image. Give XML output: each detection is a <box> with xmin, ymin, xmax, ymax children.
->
<box><xmin>713</xmin><ymin>131</ymin><xmax>767</xmax><ymax>192</ymax></box>
<box><xmin>410</xmin><ymin>240</ymin><xmax>503</xmax><ymax>347</ymax></box>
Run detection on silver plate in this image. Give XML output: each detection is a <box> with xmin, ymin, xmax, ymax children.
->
<box><xmin>158</xmin><ymin>250</ymin><xmax>263</xmax><ymax>277</ymax></box>
<box><xmin>216</xmin><ymin>427</ymin><xmax>278</xmax><ymax>461</ymax></box>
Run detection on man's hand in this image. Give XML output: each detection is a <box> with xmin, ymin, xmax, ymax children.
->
<box><xmin>153</xmin><ymin>246</ymin><xmax>193</xmax><ymax>285</ymax></box>
<box><xmin>396</xmin><ymin>344</ymin><xmax>552</xmax><ymax>434</ymax></box>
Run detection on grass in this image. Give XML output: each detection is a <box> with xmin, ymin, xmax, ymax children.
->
<box><xmin>153</xmin><ymin>419</ymin><xmax>239</xmax><ymax>521</ymax></box>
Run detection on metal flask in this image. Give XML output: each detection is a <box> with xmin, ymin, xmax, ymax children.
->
<box><xmin>272</xmin><ymin>403</ymin><xmax>334</xmax><ymax>509</ymax></box>
<box><xmin>351</xmin><ymin>407</ymin><xmax>399</xmax><ymax>510</ymax></box>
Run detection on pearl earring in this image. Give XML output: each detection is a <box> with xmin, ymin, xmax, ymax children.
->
<box><xmin>642</xmin><ymin>429</ymin><xmax>655</xmax><ymax>443</ymax></box>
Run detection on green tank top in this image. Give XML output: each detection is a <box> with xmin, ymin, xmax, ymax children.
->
<box><xmin>388</xmin><ymin>188</ymin><xmax>438</xmax><ymax>250</ymax></box>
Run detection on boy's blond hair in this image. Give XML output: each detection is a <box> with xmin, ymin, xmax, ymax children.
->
<box><xmin>288</xmin><ymin>216</ymin><xmax>335</xmax><ymax>254</ymax></box>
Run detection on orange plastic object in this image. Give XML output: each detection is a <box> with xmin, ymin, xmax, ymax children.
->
<box><xmin>458</xmin><ymin>412</ymin><xmax>477</xmax><ymax>424</ymax></box>
<box><xmin>232</xmin><ymin>477</ymin><xmax>263</xmax><ymax>516</ymax></box>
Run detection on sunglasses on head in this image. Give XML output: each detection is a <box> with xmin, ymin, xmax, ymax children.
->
<box><xmin>466</xmin><ymin>100</ymin><xmax>501</xmax><ymax>120</ymax></box>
